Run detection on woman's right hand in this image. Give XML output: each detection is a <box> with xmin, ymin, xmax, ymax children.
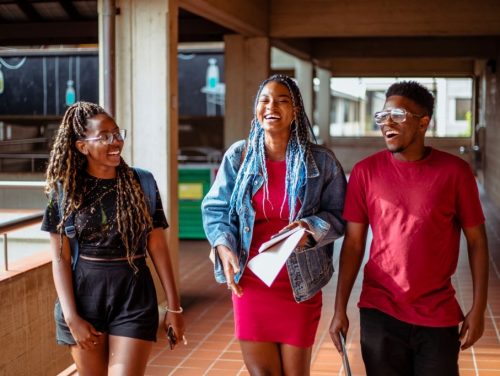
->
<box><xmin>66</xmin><ymin>315</ymin><xmax>103</xmax><ymax>350</ymax></box>
<box><xmin>216</xmin><ymin>245</ymin><xmax>243</xmax><ymax>297</ymax></box>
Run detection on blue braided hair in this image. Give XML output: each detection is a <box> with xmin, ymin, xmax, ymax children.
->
<box><xmin>229</xmin><ymin>74</ymin><xmax>315</xmax><ymax>222</ymax></box>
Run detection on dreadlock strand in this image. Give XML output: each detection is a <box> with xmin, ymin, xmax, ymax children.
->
<box><xmin>115</xmin><ymin>161</ymin><xmax>152</xmax><ymax>271</ymax></box>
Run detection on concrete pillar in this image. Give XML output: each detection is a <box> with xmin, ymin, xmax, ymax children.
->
<box><xmin>113</xmin><ymin>0</ymin><xmax>179</xmax><ymax>292</ymax></box>
<box><xmin>224</xmin><ymin>34</ymin><xmax>270</xmax><ymax>148</ymax></box>
<box><xmin>317</xmin><ymin>68</ymin><xmax>331</xmax><ymax>146</ymax></box>
<box><xmin>435</xmin><ymin>78</ymin><xmax>448</xmax><ymax>137</ymax></box>
<box><xmin>99</xmin><ymin>0</ymin><xmax>116</xmax><ymax>117</ymax></box>
<box><xmin>336</xmin><ymin>98</ymin><xmax>344</xmax><ymax>135</ymax></box>
<box><xmin>295</xmin><ymin>58</ymin><xmax>313</xmax><ymax>122</ymax></box>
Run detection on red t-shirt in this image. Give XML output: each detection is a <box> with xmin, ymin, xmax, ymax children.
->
<box><xmin>343</xmin><ymin>148</ymin><xmax>485</xmax><ymax>327</ymax></box>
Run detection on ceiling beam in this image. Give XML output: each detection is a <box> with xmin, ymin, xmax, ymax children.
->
<box><xmin>311</xmin><ymin>37</ymin><xmax>500</xmax><ymax>60</ymax></box>
<box><xmin>0</xmin><ymin>21</ymin><xmax>98</xmax><ymax>45</ymax></box>
<box><xmin>323</xmin><ymin>58</ymin><xmax>476</xmax><ymax>77</ymax></box>
<box><xmin>58</xmin><ymin>0</ymin><xmax>84</xmax><ymax>20</ymax></box>
<box><xmin>270</xmin><ymin>0</ymin><xmax>500</xmax><ymax>38</ymax></box>
<box><xmin>179</xmin><ymin>0</ymin><xmax>268</xmax><ymax>36</ymax></box>
<box><xmin>179</xmin><ymin>17</ymin><xmax>230</xmax><ymax>42</ymax></box>
<box><xmin>16</xmin><ymin>0</ymin><xmax>42</xmax><ymax>21</ymax></box>
<box><xmin>271</xmin><ymin>38</ymin><xmax>312</xmax><ymax>61</ymax></box>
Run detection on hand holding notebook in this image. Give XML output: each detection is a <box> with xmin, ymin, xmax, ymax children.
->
<box><xmin>248</xmin><ymin>226</ymin><xmax>310</xmax><ymax>287</ymax></box>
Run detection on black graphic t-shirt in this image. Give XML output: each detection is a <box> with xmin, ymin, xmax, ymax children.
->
<box><xmin>41</xmin><ymin>171</ymin><xmax>168</xmax><ymax>257</ymax></box>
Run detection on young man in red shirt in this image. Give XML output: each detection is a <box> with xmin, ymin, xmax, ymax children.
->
<box><xmin>330</xmin><ymin>81</ymin><xmax>489</xmax><ymax>376</ymax></box>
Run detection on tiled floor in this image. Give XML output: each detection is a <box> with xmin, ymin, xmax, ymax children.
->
<box><xmin>146</xmin><ymin>191</ymin><xmax>500</xmax><ymax>376</ymax></box>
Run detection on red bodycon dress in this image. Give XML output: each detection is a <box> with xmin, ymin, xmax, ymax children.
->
<box><xmin>232</xmin><ymin>159</ymin><xmax>322</xmax><ymax>348</ymax></box>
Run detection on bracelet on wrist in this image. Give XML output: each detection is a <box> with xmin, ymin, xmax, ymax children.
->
<box><xmin>165</xmin><ymin>306</ymin><xmax>183</xmax><ymax>314</ymax></box>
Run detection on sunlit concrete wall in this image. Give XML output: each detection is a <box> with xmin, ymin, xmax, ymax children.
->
<box><xmin>0</xmin><ymin>256</ymin><xmax>72</xmax><ymax>375</ymax></box>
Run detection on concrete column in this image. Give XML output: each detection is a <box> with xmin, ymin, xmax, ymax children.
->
<box><xmin>317</xmin><ymin>68</ymin><xmax>331</xmax><ymax>146</ymax></box>
<box><xmin>99</xmin><ymin>0</ymin><xmax>116</xmax><ymax>117</ymax></box>
<box><xmin>113</xmin><ymin>0</ymin><xmax>180</xmax><ymax>292</ymax></box>
<box><xmin>336</xmin><ymin>98</ymin><xmax>344</xmax><ymax>136</ymax></box>
<box><xmin>435</xmin><ymin>78</ymin><xmax>448</xmax><ymax>137</ymax></box>
<box><xmin>224</xmin><ymin>34</ymin><xmax>270</xmax><ymax>148</ymax></box>
<box><xmin>295</xmin><ymin>58</ymin><xmax>313</xmax><ymax>122</ymax></box>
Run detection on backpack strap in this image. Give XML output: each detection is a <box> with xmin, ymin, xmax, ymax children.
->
<box><xmin>133</xmin><ymin>167</ymin><xmax>157</xmax><ymax>217</ymax></box>
<box><xmin>56</xmin><ymin>181</ymin><xmax>79</xmax><ymax>270</ymax></box>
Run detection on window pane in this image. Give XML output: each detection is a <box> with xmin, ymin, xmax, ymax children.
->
<box><xmin>455</xmin><ymin>98</ymin><xmax>471</xmax><ymax>121</ymax></box>
<box><xmin>326</xmin><ymin>77</ymin><xmax>473</xmax><ymax>138</ymax></box>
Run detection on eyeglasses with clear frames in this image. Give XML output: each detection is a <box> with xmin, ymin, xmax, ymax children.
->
<box><xmin>374</xmin><ymin>108</ymin><xmax>425</xmax><ymax>127</ymax></box>
<box><xmin>82</xmin><ymin>129</ymin><xmax>127</xmax><ymax>144</ymax></box>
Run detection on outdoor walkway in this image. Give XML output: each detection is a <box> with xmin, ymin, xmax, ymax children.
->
<box><xmin>145</xmin><ymin>190</ymin><xmax>500</xmax><ymax>376</ymax></box>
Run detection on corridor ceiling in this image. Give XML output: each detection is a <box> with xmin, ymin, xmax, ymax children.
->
<box><xmin>0</xmin><ymin>1</ymin><xmax>231</xmax><ymax>45</ymax></box>
<box><xmin>1</xmin><ymin>0</ymin><xmax>499</xmax><ymax>75</ymax></box>
<box><xmin>0</xmin><ymin>0</ymin><xmax>98</xmax><ymax>45</ymax></box>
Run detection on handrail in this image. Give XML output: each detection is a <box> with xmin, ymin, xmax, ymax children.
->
<box><xmin>0</xmin><ymin>153</ymin><xmax>49</xmax><ymax>172</ymax></box>
<box><xmin>0</xmin><ymin>181</ymin><xmax>45</xmax><ymax>189</ymax></box>
<box><xmin>1</xmin><ymin>211</ymin><xmax>44</xmax><ymax>272</ymax></box>
<box><xmin>0</xmin><ymin>212</ymin><xmax>44</xmax><ymax>234</ymax></box>
<box><xmin>0</xmin><ymin>153</ymin><xmax>49</xmax><ymax>158</ymax></box>
<box><xmin>0</xmin><ymin>152</ymin><xmax>50</xmax><ymax>159</ymax></box>
<box><xmin>0</xmin><ymin>137</ymin><xmax>48</xmax><ymax>146</ymax></box>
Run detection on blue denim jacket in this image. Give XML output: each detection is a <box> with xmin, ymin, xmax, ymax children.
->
<box><xmin>201</xmin><ymin>140</ymin><xmax>347</xmax><ymax>302</ymax></box>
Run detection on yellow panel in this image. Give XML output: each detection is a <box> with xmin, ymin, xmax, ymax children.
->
<box><xmin>179</xmin><ymin>183</ymin><xmax>204</xmax><ymax>200</ymax></box>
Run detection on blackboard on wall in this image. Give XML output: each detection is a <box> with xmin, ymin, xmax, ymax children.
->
<box><xmin>178</xmin><ymin>51</ymin><xmax>224</xmax><ymax>117</ymax></box>
<box><xmin>0</xmin><ymin>54</ymin><xmax>98</xmax><ymax>116</ymax></box>
<box><xmin>0</xmin><ymin>50</ymin><xmax>224</xmax><ymax>117</ymax></box>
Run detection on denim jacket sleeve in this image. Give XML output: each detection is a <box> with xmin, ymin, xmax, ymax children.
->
<box><xmin>299</xmin><ymin>146</ymin><xmax>347</xmax><ymax>248</ymax></box>
<box><xmin>201</xmin><ymin>140</ymin><xmax>245</xmax><ymax>259</ymax></box>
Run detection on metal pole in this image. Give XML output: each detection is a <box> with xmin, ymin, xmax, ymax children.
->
<box><xmin>3</xmin><ymin>233</ymin><xmax>7</xmax><ymax>271</ymax></box>
<box><xmin>102</xmin><ymin>0</ymin><xmax>116</xmax><ymax>117</ymax></box>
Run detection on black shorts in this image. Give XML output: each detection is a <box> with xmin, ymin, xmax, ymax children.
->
<box><xmin>54</xmin><ymin>257</ymin><xmax>159</xmax><ymax>345</ymax></box>
<box><xmin>360</xmin><ymin>308</ymin><xmax>460</xmax><ymax>376</ymax></box>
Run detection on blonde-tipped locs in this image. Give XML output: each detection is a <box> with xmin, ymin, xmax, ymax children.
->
<box><xmin>45</xmin><ymin>101</ymin><xmax>153</xmax><ymax>269</ymax></box>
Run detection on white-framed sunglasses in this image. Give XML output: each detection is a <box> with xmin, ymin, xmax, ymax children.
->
<box><xmin>374</xmin><ymin>108</ymin><xmax>425</xmax><ymax>127</ymax></box>
<box><xmin>82</xmin><ymin>129</ymin><xmax>127</xmax><ymax>144</ymax></box>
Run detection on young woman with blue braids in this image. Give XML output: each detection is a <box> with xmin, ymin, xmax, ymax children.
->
<box><xmin>202</xmin><ymin>74</ymin><xmax>347</xmax><ymax>375</ymax></box>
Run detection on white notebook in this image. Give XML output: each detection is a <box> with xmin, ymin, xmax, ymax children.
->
<box><xmin>247</xmin><ymin>227</ymin><xmax>308</xmax><ymax>287</ymax></box>
<box><xmin>257</xmin><ymin>226</ymin><xmax>304</xmax><ymax>253</ymax></box>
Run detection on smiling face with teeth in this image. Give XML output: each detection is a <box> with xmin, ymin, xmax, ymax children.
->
<box><xmin>75</xmin><ymin>113</ymin><xmax>124</xmax><ymax>178</ymax></box>
<box><xmin>381</xmin><ymin>95</ymin><xmax>430</xmax><ymax>161</ymax></box>
<box><xmin>256</xmin><ymin>81</ymin><xmax>296</xmax><ymax>140</ymax></box>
